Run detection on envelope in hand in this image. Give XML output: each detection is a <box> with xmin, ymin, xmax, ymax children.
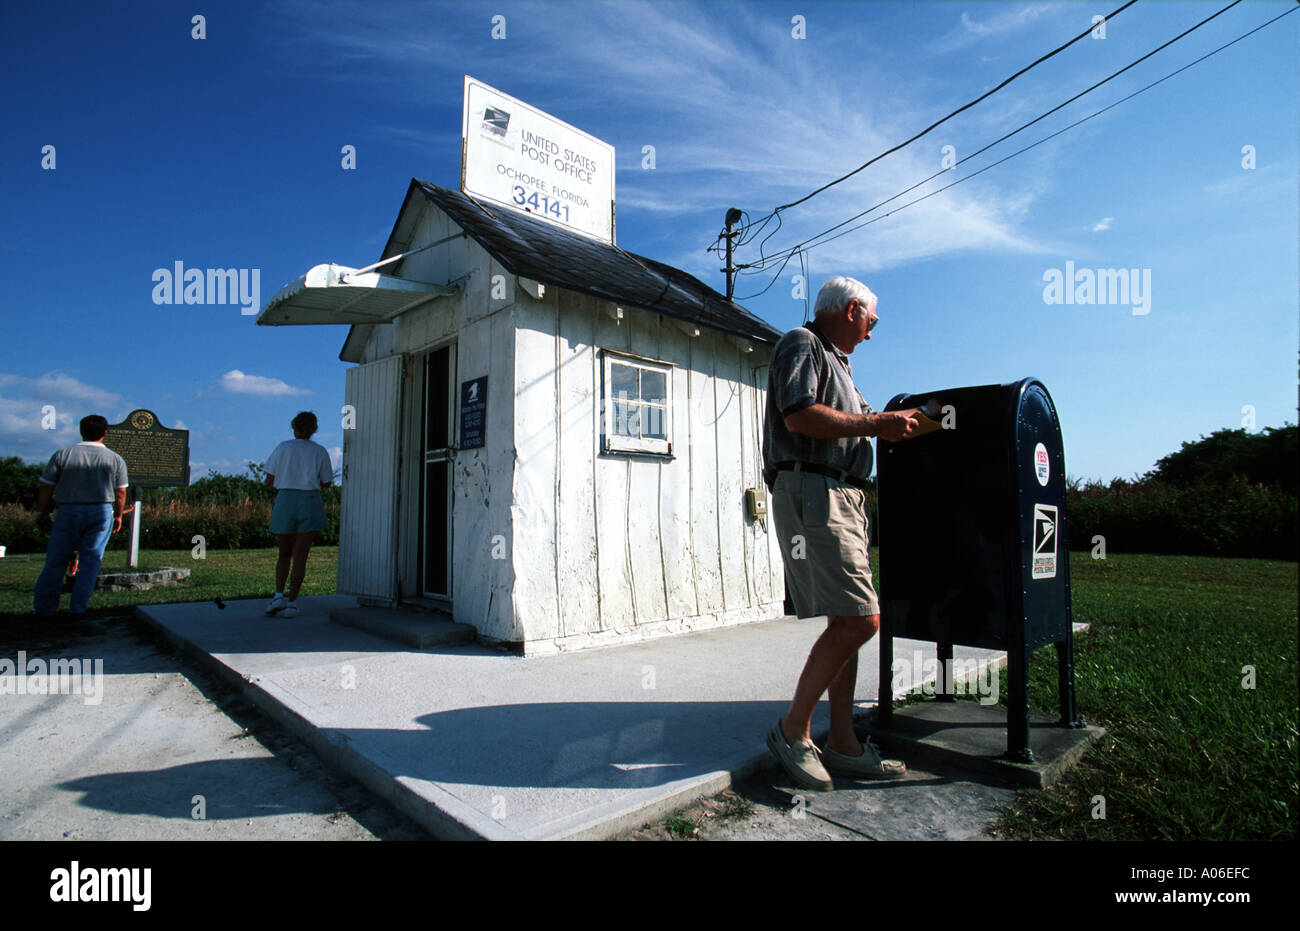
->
<box><xmin>904</xmin><ymin>411</ymin><xmax>944</xmax><ymax>439</ymax></box>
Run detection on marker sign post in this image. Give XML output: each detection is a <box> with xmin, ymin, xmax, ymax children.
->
<box><xmin>103</xmin><ymin>409</ymin><xmax>190</xmax><ymax>568</ymax></box>
<box><xmin>461</xmin><ymin>76</ymin><xmax>616</xmax><ymax>244</ymax></box>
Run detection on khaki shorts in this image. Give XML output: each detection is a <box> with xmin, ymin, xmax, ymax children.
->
<box><xmin>772</xmin><ymin>470</ymin><xmax>879</xmax><ymax>618</ymax></box>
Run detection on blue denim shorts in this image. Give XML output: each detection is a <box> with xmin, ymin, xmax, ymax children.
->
<box><xmin>269</xmin><ymin>489</ymin><xmax>328</xmax><ymax>534</ymax></box>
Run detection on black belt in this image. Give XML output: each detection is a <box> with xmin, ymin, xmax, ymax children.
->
<box><xmin>766</xmin><ymin>461</ymin><xmax>870</xmax><ymax>491</ymax></box>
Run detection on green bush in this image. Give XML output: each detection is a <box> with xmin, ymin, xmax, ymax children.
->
<box><xmin>0</xmin><ymin>498</ymin><xmax>340</xmax><ymax>555</ymax></box>
<box><xmin>0</xmin><ymin>457</ymin><xmax>45</xmax><ymax>508</ymax></box>
<box><xmin>1147</xmin><ymin>424</ymin><xmax>1297</xmax><ymax>491</ymax></box>
<box><xmin>1067</xmin><ymin>476</ymin><xmax>1297</xmax><ymax>559</ymax></box>
<box><xmin>0</xmin><ymin>504</ymin><xmax>47</xmax><ymax>553</ymax></box>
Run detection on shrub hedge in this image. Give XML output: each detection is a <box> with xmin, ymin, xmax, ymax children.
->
<box><xmin>1066</xmin><ymin>475</ymin><xmax>1296</xmax><ymax>560</ymax></box>
<box><xmin>0</xmin><ymin>499</ymin><xmax>340</xmax><ymax>554</ymax></box>
<box><xmin>1</xmin><ymin>472</ymin><xmax>1292</xmax><ymax>560</ymax></box>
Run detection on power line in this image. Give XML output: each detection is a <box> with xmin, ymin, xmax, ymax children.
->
<box><xmin>740</xmin><ymin>0</ymin><xmax>1245</xmax><ymax>273</ymax></box>
<box><xmin>738</xmin><ymin>0</ymin><xmax>1294</xmax><ymax>297</ymax></box>
<box><xmin>749</xmin><ymin>0</ymin><xmax>1247</xmax><ymax>271</ymax></box>
<box><xmin>732</xmin><ymin>0</ymin><xmax>1141</xmax><ymax>249</ymax></box>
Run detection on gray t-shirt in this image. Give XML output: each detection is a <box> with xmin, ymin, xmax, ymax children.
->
<box><xmin>763</xmin><ymin>322</ymin><xmax>875</xmax><ymax>481</ymax></box>
<box><xmin>40</xmin><ymin>441</ymin><xmax>129</xmax><ymax>504</ymax></box>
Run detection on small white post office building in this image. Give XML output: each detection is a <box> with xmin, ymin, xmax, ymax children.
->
<box><xmin>258</xmin><ymin>179</ymin><xmax>786</xmax><ymax>653</ymax></box>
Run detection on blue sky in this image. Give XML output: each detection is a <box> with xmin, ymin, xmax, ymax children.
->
<box><xmin>1</xmin><ymin>0</ymin><xmax>1295</xmax><ymax>483</ymax></box>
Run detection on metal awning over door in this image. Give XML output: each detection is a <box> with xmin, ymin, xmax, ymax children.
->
<box><xmin>256</xmin><ymin>263</ymin><xmax>457</xmax><ymax>326</ymax></box>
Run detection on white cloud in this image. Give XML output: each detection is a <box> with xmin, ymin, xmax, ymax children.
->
<box><xmin>203</xmin><ymin>459</ymin><xmax>240</xmax><ymax>473</ymax></box>
<box><xmin>931</xmin><ymin>3</ymin><xmax>1060</xmax><ymax>52</ymax></box>
<box><xmin>24</xmin><ymin>372</ymin><xmax>125</xmax><ymax>409</ymax></box>
<box><xmin>1203</xmin><ymin>161</ymin><xmax>1297</xmax><ymax>202</ymax></box>
<box><xmin>276</xmin><ymin>1</ymin><xmax>1066</xmax><ymax>283</ymax></box>
<box><xmin>372</xmin><ymin>125</ymin><xmax>461</xmax><ymax>152</ymax></box>
<box><xmin>1092</xmin><ymin>217</ymin><xmax>1113</xmax><ymax>232</ymax></box>
<box><xmin>218</xmin><ymin>370</ymin><xmax>309</xmax><ymax>396</ymax></box>
<box><xmin>961</xmin><ymin>4</ymin><xmax>1054</xmax><ymax>37</ymax></box>
<box><xmin>0</xmin><ymin>373</ymin><xmax>128</xmax><ymax>462</ymax></box>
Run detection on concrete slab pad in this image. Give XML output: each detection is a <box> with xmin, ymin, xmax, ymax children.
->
<box><xmin>135</xmin><ymin>595</ymin><xmax>1019</xmax><ymax>840</ymax></box>
<box><xmin>330</xmin><ymin>605</ymin><xmax>475</xmax><ymax>649</ymax></box>
<box><xmin>0</xmin><ymin>618</ymin><xmax>425</xmax><ymax>840</ymax></box>
<box><xmin>767</xmin><ymin>762</ymin><xmax>1019</xmax><ymax>841</ymax></box>
<box><xmin>866</xmin><ymin>700</ymin><xmax>1107</xmax><ymax>788</ymax></box>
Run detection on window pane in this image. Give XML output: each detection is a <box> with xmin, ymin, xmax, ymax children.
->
<box><xmin>641</xmin><ymin>404</ymin><xmax>667</xmax><ymax>439</ymax></box>
<box><xmin>426</xmin><ymin>347</ymin><xmax>450</xmax><ymax>451</ymax></box>
<box><xmin>640</xmin><ymin>370</ymin><xmax>667</xmax><ymax>405</ymax></box>
<box><xmin>612</xmin><ymin>400</ymin><xmax>640</xmax><ymax>437</ymax></box>
<box><xmin>610</xmin><ymin>363</ymin><xmax>638</xmax><ymax>402</ymax></box>
<box><xmin>424</xmin><ymin>460</ymin><xmax>449</xmax><ymax>595</ymax></box>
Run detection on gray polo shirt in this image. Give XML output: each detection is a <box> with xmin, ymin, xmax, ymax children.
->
<box><xmin>763</xmin><ymin>322</ymin><xmax>874</xmax><ymax>481</ymax></box>
<box><xmin>40</xmin><ymin>441</ymin><xmax>129</xmax><ymax>504</ymax></box>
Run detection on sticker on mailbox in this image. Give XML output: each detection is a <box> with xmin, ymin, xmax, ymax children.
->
<box><xmin>1034</xmin><ymin>442</ymin><xmax>1050</xmax><ymax>486</ymax></box>
<box><xmin>1032</xmin><ymin>503</ymin><xmax>1058</xmax><ymax>580</ymax></box>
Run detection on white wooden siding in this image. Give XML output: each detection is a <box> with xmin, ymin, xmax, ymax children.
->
<box><xmin>510</xmin><ymin>297</ymin><xmax>561</xmax><ymax>640</ymax></box>
<box><xmin>338</xmin><ymin>355</ymin><xmax>403</xmax><ymax>601</ymax></box>
<box><xmin>347</xmin><ymin>197</ymin><xmax>783</xmax><ymax>651</ymax></box>
<box><xmin>688</xmin><ymin>344</ymin><xmax>723</xmax><ymax>615</ymax></box>
<box><xmin>360</xmin><ymin>201</ymin><xmax>518</xmax><ymax>640</ymax></box>
<box><xmin>658</xmin><ymin>322</ymin><xmax>698</xmax><ymax>620</ymax></box>
<box><xmin>626</xmin><ymin>314</ymin><xmax>668</xmax><ymax>624</ymax></box>
<box><xmin>590</xmin><ymin>301</ymin><xmax>636</xmax><ymax>632</ymax></box>
<box><xmin>509</xmin><ymin>298</ymin><xmax>784</xmax><ymax>650</ymax></box>
<box><xmin>556</xmin><ymin>294</ymin><xmax>601</xmax><ymax>636</ymax></box>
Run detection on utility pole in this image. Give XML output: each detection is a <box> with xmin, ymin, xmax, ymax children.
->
<box><xmin>723</xmin><ymin>207</ymin><xmax>742</xmax><ymax>301</ymax></box>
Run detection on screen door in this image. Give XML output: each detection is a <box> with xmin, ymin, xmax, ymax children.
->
<box><xmin>420</xmin><ymin>344</ymin><xmax>455</xmax><ymax>598</ymax></box>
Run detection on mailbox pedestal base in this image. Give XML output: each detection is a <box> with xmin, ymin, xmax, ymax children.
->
<box><xmin>878</xmin><ymin>627</ymin><xmax>1084</xmax><ymax>762</ymax></box>
<box><xmin>866</xmin><ymin>700</ymin><xmax>1106</xmax><ymax>789</ymax></box>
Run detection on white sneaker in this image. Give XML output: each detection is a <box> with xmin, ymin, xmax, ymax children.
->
<box><xmin>279</xmin><ymin>603</ymin><xmax>301</xmax><ymax>619</ymax></box>
<box><xmin>265</xmin><ymin>595</ymin><xmax>288</xmax><ymax>615</ymax></box>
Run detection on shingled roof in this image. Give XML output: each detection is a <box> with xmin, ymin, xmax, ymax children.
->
<box><xmin>409</xmin><ymin>179</ymin><xmax>782</xmax><ymax>345</ymax></box>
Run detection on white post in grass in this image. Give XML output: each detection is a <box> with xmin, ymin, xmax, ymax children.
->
<box><xmin>129</xmin><ymin>489</ymin><xmax>142</xmax><ymax>568</ymax></box>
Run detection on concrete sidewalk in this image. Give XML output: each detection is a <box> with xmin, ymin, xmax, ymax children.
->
<box><xmin>136</xmin><ymin>596</ymin><xmax>1009</xmax><ymax>840</ymax></box>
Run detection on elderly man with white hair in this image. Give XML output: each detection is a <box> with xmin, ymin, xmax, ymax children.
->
<box><xmin>761</xmin><ymin>275</ymin><xmax>920</xmax><ymax>791</ymax></box>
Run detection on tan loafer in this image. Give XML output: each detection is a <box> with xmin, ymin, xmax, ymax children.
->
<box><xmin>820</xmin><ymin>738</ymin><xmax>906</xmax><ymax>779</ymax></box>
<box><xmin>766</xmin><ymin>719</ymin><xmax>834</xmax><ymax>791</ymax></box>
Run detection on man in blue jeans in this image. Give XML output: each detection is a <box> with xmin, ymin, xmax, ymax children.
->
<box><xmin>33</xmin><ymin>414</ymin><xmax>129</xmax><ymax>617</ymax></box>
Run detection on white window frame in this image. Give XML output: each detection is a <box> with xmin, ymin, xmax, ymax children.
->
<box><xmin>601</xmin><ymin>350</ymin><xmax>673</xmax><ymax>456</ymax></box>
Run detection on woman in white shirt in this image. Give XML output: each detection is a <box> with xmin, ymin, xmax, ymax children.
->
<box><xmin>262</xmin><ymin>411</ymin><xmax>334</xmax><ymax>618</ymax></box>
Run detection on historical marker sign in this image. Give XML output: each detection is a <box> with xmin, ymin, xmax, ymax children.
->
<box><xmin>461</xmin><ymin>75</ymin><xmax>616</xmax><ymax>243</ymax></box>
<box><xmin>103</xmin><ymin>409</ymin><xmax>190</xmax><ymax>487</ymax></box>
<box><xmin>460</xmin><ymin>377</ymin><xmax>488</xmax><ymax>450</ymax></box>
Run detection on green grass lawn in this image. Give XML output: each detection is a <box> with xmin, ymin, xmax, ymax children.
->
<box><xmin>0</xmin><ymin>546</ymin><xmax>338</xmax><ymax>617</ymax></box>
<box><xmin>2</xmin><ymin>545</ymin><xmax>1295</xmax><ymax>839</ymax></box>
<box><xmin>986</xmin><ymin>552</ymin><xmax>1298</xmax><ymax>840</ymax></box>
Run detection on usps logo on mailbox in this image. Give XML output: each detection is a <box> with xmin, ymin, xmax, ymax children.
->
<box><xmin>1032</xmin><ymin>503</ymin><xmax>1058</xmax><ymax>579</ymax></box>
